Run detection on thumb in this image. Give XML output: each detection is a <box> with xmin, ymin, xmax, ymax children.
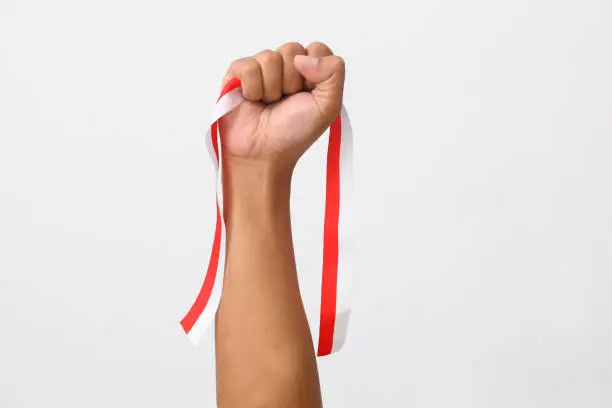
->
<box><xmin>294</xmin><ymin>54</ymin><xmax>345</xmax><ymax>120</ymax></box>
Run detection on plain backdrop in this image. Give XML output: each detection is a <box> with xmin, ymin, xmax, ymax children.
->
<box><xmin>1</xmin><ymin>0</ymin><xmax>611</xmax><ymax>407</ymax></box>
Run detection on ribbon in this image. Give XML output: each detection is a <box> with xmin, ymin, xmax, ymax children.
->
<box><xmin>180</xmin><ymin>77</ymin><xmax>353</xmax><ymax>356</ymax></box>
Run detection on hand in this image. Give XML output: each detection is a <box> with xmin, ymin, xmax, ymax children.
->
<box><xmin>219</xmin><ymin>42</ymin><xmax>345</xmax><ymax>171</ymax></box>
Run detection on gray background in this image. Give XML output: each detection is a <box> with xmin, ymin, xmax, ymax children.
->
<box><xmin>1</xmin><ymin>0</ymin><xmax>611</xmax><ymax>407</ymax></box>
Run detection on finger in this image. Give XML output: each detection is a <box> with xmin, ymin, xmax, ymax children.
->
<box><xmin>226</xmin><ymin>57</ymin><xmax>263</xmax><ymax>101</ymax></box>
<box><xmin>304</xmin><ymin>42</ymin><xmax>333</xmax><ymax>90</ymax></box>
<box><xmin>276</xmin><ymin>42</ymin><xmax>306</xmax><ymax>95</ymax></box>
<box><xmin>254</xmin><ymin>50</ymin><xmax>283</xmax><ymax>103</ymax></box>
<box><xmin>294</xmin><ymin>54</ymin><xmax>345</xmax><ymax>121</ymax></box>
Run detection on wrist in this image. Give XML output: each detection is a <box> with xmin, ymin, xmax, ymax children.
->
<box><xmin>222</xmin><ymin>156</ymin><xmax>293</xmax><ymax>224</ymax></box>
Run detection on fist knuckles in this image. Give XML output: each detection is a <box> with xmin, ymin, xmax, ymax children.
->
<box><xmin>225</xmin><ymin>42</ymin><xmax>345</xmax><ymax>119</ymax></box>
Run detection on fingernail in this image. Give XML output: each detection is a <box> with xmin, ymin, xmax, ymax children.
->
<box><xmin>294</xmin><ymin>55</ymin><xmax>319</xmax><ymax>69</ymax></box>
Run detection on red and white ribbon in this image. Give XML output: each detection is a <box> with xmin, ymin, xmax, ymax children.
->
<box><xmin>180</xmin><ymin>77</ymin><xmax>353</xmax><ymax>356</ymax></box>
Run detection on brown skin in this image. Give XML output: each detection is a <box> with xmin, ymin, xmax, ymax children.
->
<box><xmin>214</xmin><ymin>42</ymin><xmax>345</xmax><ymax>408</ymax></box>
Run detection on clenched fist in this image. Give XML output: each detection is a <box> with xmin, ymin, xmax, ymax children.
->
<box><xmin>219</xmin><ymin>42</ymin><xmax>345</xmax><ymax>170</ymax></box>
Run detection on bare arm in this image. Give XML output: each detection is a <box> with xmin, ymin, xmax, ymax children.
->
<box><xmin>215</xmin><ymin>160</ymin><xmax>322</xmax><ymax>407</ymax></box>
<box><xmin>213</xmin><ymin>41</ymin><xmax>345</xmax><ymax>408</ymax></box>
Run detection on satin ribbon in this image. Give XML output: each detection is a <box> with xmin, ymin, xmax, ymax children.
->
<box><xmin>180</xmin><ymin>77</ymin><xmax>353</xmax><ymax>356</ymax></box>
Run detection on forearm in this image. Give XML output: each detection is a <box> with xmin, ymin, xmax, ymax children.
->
<box><xmin>215</xmin><ymin>158</ymin><xmax>322</xmax><ymax>408</ymax></box>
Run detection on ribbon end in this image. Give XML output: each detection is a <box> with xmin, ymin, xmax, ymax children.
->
<box><xmin>187</xmin><ymin>331</ymin><xmax>202</xmax><ymax>346</ymax></box>
<box><xmin>181</xmin><ymin>325</ymin><xmax>202</xmax><ymax>346</ymax></box>
<box><xmin>180</xmin><ymin>320</ymin><xmax>202</xmax><ymax>346</ymax></box>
